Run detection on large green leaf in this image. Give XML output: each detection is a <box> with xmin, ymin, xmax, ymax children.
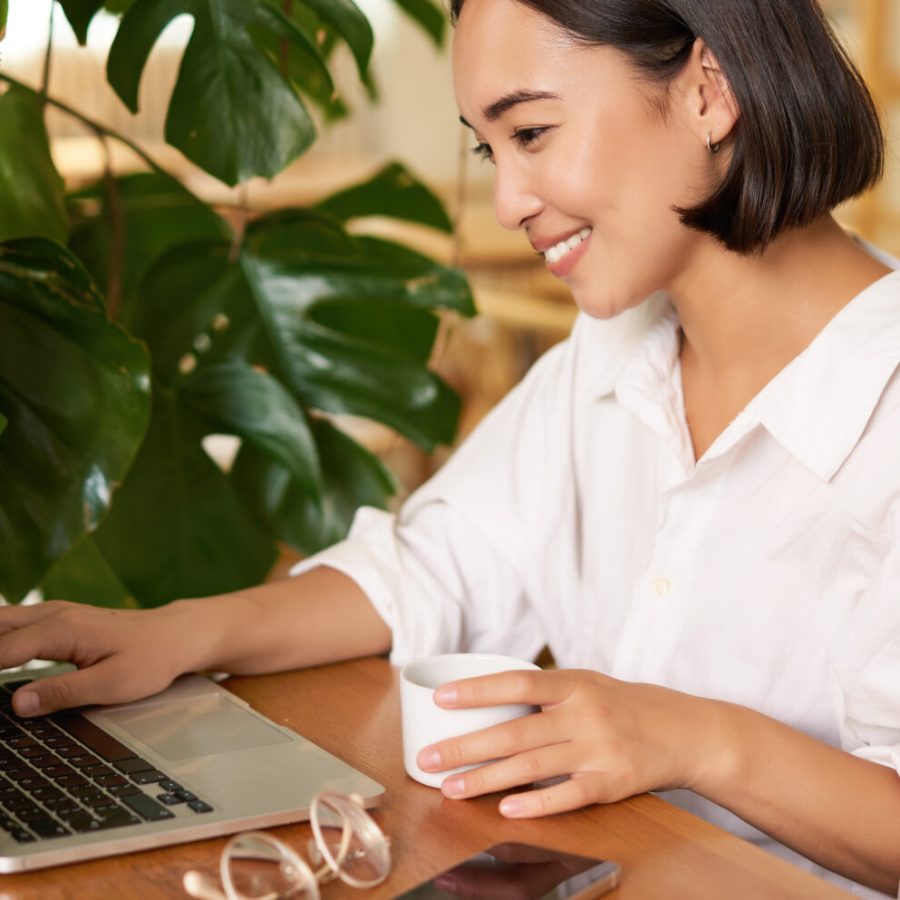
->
<box><xmin>0</xmin><ymin>86</ymin><xmax>68</xmax><ymax>244</ymax></box>
<box><xmin>107</xmin><ymin>0</ymin><xmax>330</xmax><ymax>185</ymax></box>
<box><xmin>250</xmin><ymin>17</ymin><xmax>346</xmax><ymax>122</ymax></box>
<box><xmin>93</xmin><ymin>386</ymin><xmax>276</xmax><ymax>607</ymax></box>
<box><xmin>297</xmin><ymin>0</ymin><xmax>372</xmax><ymax>79</ymax></box>
<box><xmin>0</xmin><ymin>239</ymin><xmax>151</xmax><ymax>603</ymax></box>
<box><xmin>180</xmin><ymin>361</ymin><xmax>322</xmax><ymax>499</ymax></box>
<box><xmin>316</xmin><ymin>162</ymin><xmax>452</xmax><ymax>233</ymax></box>
<box><xmin>232</xmin><ymin>418</ymin><xmax>395</xmax><ymax>555</ymax></box>
<box><xmin>56</xmin><ymin>0</ymin><xmax>105</xmax><ymax>44</ymax></box>
<box><xmin>133</xmin><ymin>215</ymin><xmax>473</xmax><ymax>449</ymax></box>
<box><xmin>390</xmin><ymin>0</ymin><xmax>446</xmax><ymax>47</ymax></box>
<box><xmin>0</xmin><ymin>0</ymin><xmax>8</xmax><ymax>36</ymax></box>
<box><xmin>42</xmin><ymin>536</ymin><xmax>134</xmax><ymax>608</ymax></box>
<box><xmin>68</xmin><ymin>171</ymin><xmax>230</xmax><ymax>328</ymax></box>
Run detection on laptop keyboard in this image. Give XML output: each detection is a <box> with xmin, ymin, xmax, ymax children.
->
<box><xmin>0</xmin><ymin>679</ymin><xmax>213</xmax><ymax>845</ymax></box>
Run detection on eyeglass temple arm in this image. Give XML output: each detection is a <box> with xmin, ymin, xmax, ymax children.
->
<box><xmin>183</xmin><ymin>869</ymin><xmax>229</xmax><ymax>900</ymax></box>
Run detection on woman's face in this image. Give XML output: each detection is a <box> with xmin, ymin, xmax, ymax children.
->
<box><xmin>452</xmin><ymin>0</ymin><xmax>718</xmax><ymax>318</ymax></box>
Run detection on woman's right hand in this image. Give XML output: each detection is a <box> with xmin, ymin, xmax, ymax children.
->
<box><xmin>0</xmin><ymin>599</ymin><xmax>203</xmax><ymax>716</ymax></box>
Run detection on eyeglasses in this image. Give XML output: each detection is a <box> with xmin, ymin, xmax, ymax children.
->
<box><xmin>182</xmin><ymin>792</ymin><xmax>391</xmax><ymax>900</ymax></box>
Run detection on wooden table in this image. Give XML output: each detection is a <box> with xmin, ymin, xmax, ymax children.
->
<box><xmin>0</xmin><ymin>658</ymin><xmax>852</xmax><ymax>899</ymax></box>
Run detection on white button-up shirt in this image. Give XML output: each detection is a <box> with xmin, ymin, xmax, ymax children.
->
<box><xmin>294</xmin><ymin>269</ymin><xmax>900</xmax><ymax>896</ymax></box>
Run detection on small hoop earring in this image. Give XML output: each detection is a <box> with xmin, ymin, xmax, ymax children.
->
<box><xmin>707</xmin><ymin>131</ymin><xmax>721</xmax><ymax>154</ymax></box>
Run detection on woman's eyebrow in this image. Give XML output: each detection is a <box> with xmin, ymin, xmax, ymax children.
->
<box><xmin>459</xmin><ymin>89</ymin><xmax>560</xmax><ymax>128</ymax></box>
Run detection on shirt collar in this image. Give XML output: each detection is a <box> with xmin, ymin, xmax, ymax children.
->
<box><xmin>600</xmin><ymin>268</ymin><xmax>900</xmax><ymax>483</ymax></box>
<box><xmin>750</xmin><ymin>269</ymin><xmax>900</xmax><ymax>481</ymax></box>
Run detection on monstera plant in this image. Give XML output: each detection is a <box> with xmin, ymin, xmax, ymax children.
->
<box><xmin>0</xmin><ymin>0</ymin><xmax>474</xmax><ymax>608</ymax></box>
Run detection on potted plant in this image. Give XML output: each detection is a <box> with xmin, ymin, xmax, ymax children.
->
<box><xmin>0</xmin><ymin>0</ymin><xmax>474</xmax><ymax>608</ymax></box>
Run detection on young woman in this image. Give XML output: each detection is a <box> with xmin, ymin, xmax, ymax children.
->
<box><xmin>2</xmin><ymin>0</ymin><xmax>900</xmax><ymax>893</ymax></box>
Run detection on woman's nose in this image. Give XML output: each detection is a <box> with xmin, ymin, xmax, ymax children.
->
<box><xmin>492</xmin><ymin>162</ymin><xmax>543</xmax><ymax>231</ymax></box>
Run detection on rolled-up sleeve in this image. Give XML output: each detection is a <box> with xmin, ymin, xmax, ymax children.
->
<box><xmin>288</xmin><ymin>320</ymin><xmax>594</xmax><ymax>665</ymax></box>
<box><xmin>290</xmin><ymin>500</ymin><xmax>543</xmax><ymax>665</ymax></box>
<box><xmin>835</xmin><ymin>512</ymin><xmax>900</xmax><ymax>776</ymax></box>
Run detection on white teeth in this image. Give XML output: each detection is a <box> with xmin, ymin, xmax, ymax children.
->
<box><xmin>544</xmin><ymin>227</ymin><xmax>592</xmax><ymax>265</ymax></box>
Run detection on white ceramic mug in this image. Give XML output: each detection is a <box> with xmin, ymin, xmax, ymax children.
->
<box><xmin>399</xmin><ymin>653</ymin><xmax>540</xmax><ymax>788</ymax></box>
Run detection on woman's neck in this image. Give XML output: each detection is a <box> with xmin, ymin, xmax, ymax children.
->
<box><xmin>671</xmin><ymin>215</ymin><xmax>892</xmax><ymax>459</ymax></box>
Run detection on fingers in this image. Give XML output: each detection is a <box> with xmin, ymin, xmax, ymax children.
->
<box><xmin>12</xmin><ymin>659</ymin><xmax>162</xmax><ymax>716</ymax></box>
<box><xmin>0</xmin><ymin>600</ymin><xmax>71</xmax><ymax>637</ymax></box>
<box><xmin>438</xmin><ymin>742</ymin><xmax>576</xmax><ymax>800</ymax></box>
<box><xmin>434</xmin><ymin>669</ymin><xmax>575</xmax><ymax>710</ymax></box>
<box><xmin>419</xmin><ymin>709</ymin><xmax>553</xmax><ymax>773</ymax></box>
<box><xmin>0</xmin><ymin>618</ymin><xmax>86</xmax><ymax>674</ymax></box>
<box><xmin>498</xmin><ymin>774</ymin><xmax>609</xmax><ymax>818</ymax></box>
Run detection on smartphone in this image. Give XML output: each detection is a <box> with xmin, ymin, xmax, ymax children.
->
<box><xmin>397</xmin><ymin>842</ymin><xmax>620</xmax><ymax>899</ymax></box>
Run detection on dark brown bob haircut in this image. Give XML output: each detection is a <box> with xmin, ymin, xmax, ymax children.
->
<box><xmin>450</xmin><ymin>0</ymin><xmax>884</xmax><ymax>255</ymax></box>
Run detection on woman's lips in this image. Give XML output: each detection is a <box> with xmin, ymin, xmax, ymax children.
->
<box><xmin>544</xmin><ymin>230</ymin><xmax>592</xmax><ymax>279</ymax></box>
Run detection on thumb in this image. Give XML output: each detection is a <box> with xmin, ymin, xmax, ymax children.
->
<box><xmin>13</xmin><ymin>662</ymin><xmax>120</xmax><ymax>716</ymax></box>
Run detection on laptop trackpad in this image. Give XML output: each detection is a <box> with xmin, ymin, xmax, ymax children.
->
<box><xmin>103</xmin><ymin>694</ymin><xmax>292</xmax><ymax>761</ymax></box>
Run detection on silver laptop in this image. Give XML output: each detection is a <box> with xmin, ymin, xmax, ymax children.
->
<box><xmin>0</xmin><ymin>667</ymin><xmax>384</xmax><ymax>872</ymax></box>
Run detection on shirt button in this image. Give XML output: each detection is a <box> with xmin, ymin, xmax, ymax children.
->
<box><xmin>653</xmin><ymin>577</ymin><xmax>672</xmax><ymax>597</ymax></box>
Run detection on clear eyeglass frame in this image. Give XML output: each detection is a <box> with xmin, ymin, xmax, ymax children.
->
<box><xmin>182</xmin><ymin>792</ymin><xmax>391</xmax><ymax>900</ymax></box>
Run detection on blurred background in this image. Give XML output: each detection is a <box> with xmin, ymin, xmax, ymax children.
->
<box><xmin>3</xmin><ymin>0</ymin><xmax>899</xmax><ymax>504</ymax></box>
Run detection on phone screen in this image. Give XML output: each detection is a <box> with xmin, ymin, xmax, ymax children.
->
<box><xmin>397</xmin><ymin>842</ymin><xmax>620</xmax><ymax>899</ymax></box>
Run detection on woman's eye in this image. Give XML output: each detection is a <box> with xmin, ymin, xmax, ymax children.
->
<box><xmin>471</xmin><ymin>142</ymin><xmax>495</xmax><ymax>163</ymax></box>
<box><xmin>514</xmin><ymin>127</ymin><xmax>548</xmax><ymax>148</ymax></box>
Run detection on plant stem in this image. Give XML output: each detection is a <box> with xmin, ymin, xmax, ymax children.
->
<box><xmin>100</xmin><ymin>134</ymin><xmax>125</xmax><ymax>320</ymax></box>
<box><xmin>0</xmin><ymin>72</ymin><xmax>168</xmax><ymax>177</ymax></box>
<box><xmin>280</xmin><ymin>0</ymin><xmax>293</xmax><ymax>76</ymax></box>
<box><xmin>40</xmin><ymin>1</ymin><xmax>55</xmax><ymax>97</ymax></box>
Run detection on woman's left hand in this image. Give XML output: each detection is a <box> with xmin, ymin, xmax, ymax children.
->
<box><xmin>416</xmin><ymin>668</ymin><xmax>728</xmax><ymax>817</ymax></box>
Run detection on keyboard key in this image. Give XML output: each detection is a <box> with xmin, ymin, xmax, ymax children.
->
<box><xmin>57</xmin><ymin>745</ymin><xmax>90</xmax><ymax>759</ymax></box>
<box><xmin>31</xmin><ymin>755</ymin><xmax>67</xmax><ymax>769</ymax></box>
<box><xmin>96</xmin><ymin>808</ymin><xmax>141</xmax><ymax>829</ymax></box>
<box><xmin>156</xmin><ymin>793</ymin><xmax>185</xmax><ymax>805</ymax></box>
<box><xmin>31</xmin><ymin>786</ymin><xmax>65</xmax><ymax>803</ymax></box>
<box><xmin>54</xmin><ymin>714</ymin><xmax>135</xmax><ymax>762</ymax></box>
<box><xmin>17</xmin><ymin>776</ymin><xmax>50</xmax><ymax>792</ymax></box>
<box><xmin>43</xmin><ymin>764</ymin><xmax>76</xmax><ymax>780</ymax></box>
<box><xmin>28</xmin><ymin>817</ymin><xmax>70</xmax><ymax>839</ymax></box>
<box><xmin>83</xmin><ymin>765</ymin><xmax>116</xmax><ymax>779</ymax></box>
<box><xmin>175</xmin><ymin>790</ymin><xmax>197</xmax><ymax>803</ymax></box>
<box><xmin>114</xmin><ymin>757</ymin><xmax>155</xmax><ymax>775</ymax></box>
<box><xmin>107</xmin><ymin>783</ymin><xmax>142</xmax><ymax>798</ymax></box>
<box><xmin>188</xmin><ymin>800</ymin><xmax>213</xmax><ymax>814</ymax></box>
<box><xmin>10</xmin><ymin>829</ymin><xmax>36</xmax><ymax>843</ymax></box>
<box><xmin>73</xmin><ymin>790</ymin><xmax>110</xmax><ymax>808</ymax></box>
<box><xmin>159</xmin><ymin>779</ymin><xmax>182</xmax><ymax>793</ymax></box>
<box><xmin>94</xmin><ymin>773</ymin><xmax>129</xmax><ymax>788</ymax></box>
<box><xmin>58</xmin><ymin>810</ymin><xmax>102</xmax><ymax>833</ymax></box>
<box><xmin>67</xmin><ymin>754</ymin><xmax>102</xmax><ymax>769</ymax></box>
<box><xmin>57</xmin><ymin>774</ymin><xmax>89</xmax><ymax>789</ymax></box>
<box><xmin>43</xmin><ymin>797</ymin><xmax>81</xmax><ymax>815</ymax></box>
<box><xmin>132</xmin><ymin>770</ymin><xmax>166</xmax><ymax>785</ymax></box>
<box><xmin>5</xmin><ymin>767</ymin><xmax>37</xmax><ymax>782</ymax></box>
<box><xmin>122</xmin><ymin>793</ymin><xmax>174</xmax><ymax>821</ymax></box>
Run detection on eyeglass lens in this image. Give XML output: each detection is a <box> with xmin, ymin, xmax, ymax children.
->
<box><xmin>224</xmin><ymin>832</ymin><xmax>318</xmax><ymax>900</ymax></box>
<box><xmin>310</xmin><ymin>796</ymin><xmax>390</xmax><ymax>887</ymax></box>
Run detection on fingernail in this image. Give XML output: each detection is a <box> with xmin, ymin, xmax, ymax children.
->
<box><xmin>434</xmin><ymin>685</ymin><xmax>457</xmax><ymax>705</ymax></box>
<box><xmin>417</xmin><ymin>748</ymin><xmax>441</xmax><ymax>770</ymax></box>
<box><xmin>434</xmin><ymin>875</ymin><xmax>458</xmax><ymax>890</ymax></box>
<box><xmin>500</xmin><ymin>796</ymin><xmax>524</xmax><ymax>816</ymax></box>
<box><xmin>14</xmin><ymin>691</ymin><xmax>39</xmax><ymax>716</ymax></box>
<box><xmin>442</xmin><ymin>776</ymin><xmax>465</xmax><ymax>797</ymax></box>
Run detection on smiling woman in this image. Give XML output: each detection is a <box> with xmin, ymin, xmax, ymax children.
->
<box><xmin>2</xmin><ymin>2</ymin><xmax>900</xmax><ymax>897</ymax></box>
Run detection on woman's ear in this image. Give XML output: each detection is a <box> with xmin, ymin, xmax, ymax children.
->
<box><xmin>680</xmin><ymin>38</ymin><xmax>740</xmax><ymax>150</ymax></box>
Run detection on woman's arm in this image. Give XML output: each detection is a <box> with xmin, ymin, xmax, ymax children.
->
<box><xmin>0</xmin><ymin>566</ymin><xmax>391</xmax><ymax>716</ymax></box>
<box><xmin>701</xmin><ymin>700</ymin><xmax>900</xmax><ymax>896</ymax></box>
<box><xmin>416</xmin><ymin>669</ymin><xmax>900</xmax><ymax>895</ymax></box>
